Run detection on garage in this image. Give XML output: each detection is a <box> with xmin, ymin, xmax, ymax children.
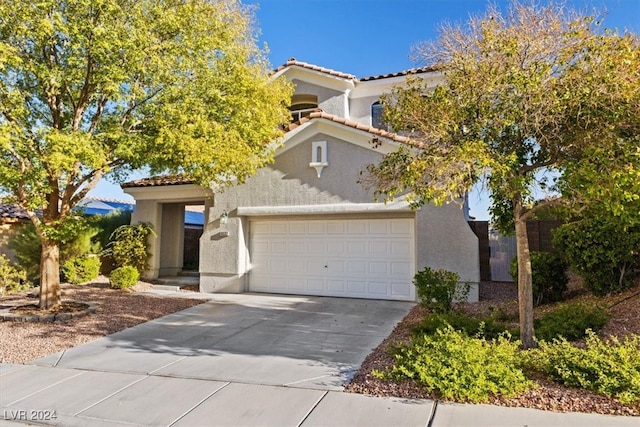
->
<box><xmin>249</xmin><ymin>218</ymin><xmax>416</xmax><ymax>301</ymax></box>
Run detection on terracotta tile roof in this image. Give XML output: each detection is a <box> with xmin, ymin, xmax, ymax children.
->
<box><xmin>285</xmin><ymin>109</ymin><xmax>414</xmax><ymax>145</ymax></box>
<box><xmin>274</xmin><ymin>58</ymin><xmax>438</xmax><ymax>82</ymax></box>
<box><xmin>121</xmin><ymin>174</ymin><xmax>194</xmax><ymax>188</ymax></box>
<box><xmin>359</xmin><ymin>66</ymin><xmax>439</xmax><ymax>81</ymax></box>
<box><xmin>275</xmin><ymin>58</ymin><xmax>356</xmax><ymax>80</ymax></box>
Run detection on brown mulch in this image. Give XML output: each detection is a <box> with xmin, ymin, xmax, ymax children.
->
<box><xmin>0</xmin><ymin>277</ymin><xmax>205</xmax><ymax>364</ymax></box>
<box><xmin>345</xmin><ymin>277</ymin><xmax>640</xmax><ymax>416</ymax></box>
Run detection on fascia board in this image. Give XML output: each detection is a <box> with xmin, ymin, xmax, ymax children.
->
<box><xmin>123</xmin><ymin>184</ymin><xmax>212</xmax><ymax>202</ymax></box>
<box><xmin>351</xmin><ymin>72</ymin><xmax>445</xmax><ymax>98</ymax></box>
<box><xmin>279</xmin><ymin>67</ymin><xmax>355</xmax><ymax>92</ymax></box>
<box><xmin>238</xmin><ymin>200</ymin><xmax>412</xmax><ymax>216</ymax></box>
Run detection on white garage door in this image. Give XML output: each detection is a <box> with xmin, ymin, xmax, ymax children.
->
<box><xmin>249</xmin><ymin>218</ymin><xmax>415</xmax><ymax>301</ymax></box>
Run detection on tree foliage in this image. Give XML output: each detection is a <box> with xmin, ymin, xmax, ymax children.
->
<box><xmin>364</xmin><ymin>1</ymin><xmax>639</xmax><ymax>348</ymax></box>
<box><xmin>0</xmin><ymin>0</ymin><xmax>293</xmax><ymax>308</ymax></box>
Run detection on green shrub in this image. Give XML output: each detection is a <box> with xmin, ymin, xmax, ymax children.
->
<box><xmin>413</xmin><ymin>312</ymin><xmax>515</xmax><ymax>340</ymax></box>
<box><xmin>535</xmin><ymin>302</ymin><xmax>609</xmax><ymax>342</ymax></box>
<box><xmin>376</xmin><ymin>326</ymin><xmax>532</xmax><ymax>402</ymax></box>
<box><xmin>0</xmin><ymin>254</ymin><xmax>30</xmax><ymax>295</ymax></box>
<box><xmin>8</xmin><ymin>221</ymin><xmax>99</xmax><ymax>283</ymax></box>
<box><xmin>106</xmin><ymin>223</ymin><xmax>155</xmax><ymax>272</ymax></box>
<box><xmin>7</xmin><ymin>223</ymin><xmax>43</xmax><ymax>282</ymax></box>
<box><xmin>109</xmin><ymin>266</ymin><xmax>139</xmax><ymax>289</ymax></box>
<box><xmin>523</xmin><ymin>331</ymin><xmax>640</xmax><ymax>404</ymax></box>
<box><xmin>553</xmin><ymin>217</ymin><xmax>640</xmax><ymax>296</ymax></box>
<box><xmin>510</xmin><ymin>251</ymin><xmax>568</xmax><ymax>306</ymax></box>
<box><xmin>62</xmin><ymin>256</ymin><xmax>101</xmax><ymax>284</ymax></box>
<box><xmin>90</xmin><ymin>211</ymin><xmax>132</xmax><ymax>251</ymax></box>
<box><xmin>414</xmin><ymin>267</ymin><xmax>470</xmax><ymax>313</ymax></box>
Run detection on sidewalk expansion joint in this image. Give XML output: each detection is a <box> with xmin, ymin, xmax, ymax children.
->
<box><xmin>427</xmin><ymin>399</ymin><xmax>439</xmax><ymax>427</ymax></box>
<box><xmin>297</xmin><ymin>390</ymin><xmax>329</xmax><ymax>427</ymax></box>
<box><xmin>167</xmin><ymin>381</ymin><xmax>231</xmax><ymax>426</ymax></box>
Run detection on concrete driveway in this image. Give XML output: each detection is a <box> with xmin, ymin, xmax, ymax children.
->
<box><xmin>2</xmin><ymin>293</ymin><xmax>637</xmax><ymax>426</ymax></box>
<box><xmin>29</xmin><ymin>293</ymin><xmax>414</xmax><ymax>390</ymax></box>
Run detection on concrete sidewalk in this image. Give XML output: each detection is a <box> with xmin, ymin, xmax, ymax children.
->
<box><xmin>1</xmin><ymin>293</ymin><xmax>637</xmax><ymax>426</ymax></box>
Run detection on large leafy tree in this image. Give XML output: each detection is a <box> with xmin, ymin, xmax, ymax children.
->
<box><xmin>0</xmin><ymin>0</ymin><xmax>293</xmax><ymax>309</ymax></box>
<box><xmin>364</xmin><ymin>1</ymin><xmax>639</xmax><ymax>348</ymax></box>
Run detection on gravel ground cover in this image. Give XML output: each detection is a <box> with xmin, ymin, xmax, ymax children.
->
<box><xmin>346</xmin><ymin>277</ymin><xmax>640</xmax><ymax>416</ymax></box>
<box><xmin>0</xmin><ymin>277</ymin><xmax>204</xmax><ymax>364</ymax></box>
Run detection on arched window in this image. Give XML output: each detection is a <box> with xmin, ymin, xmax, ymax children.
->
<box><xmin>290</xmin><ymin>94</ymin><xmax>318</xmax><ymax>122</ymax></box>
<box><xmin>371</xmin><ymin>101</ymin><xmax>384</xmax><ymax>129</ymax></box>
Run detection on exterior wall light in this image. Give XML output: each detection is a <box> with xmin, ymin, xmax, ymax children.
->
<box><xmin>220</xmin><ymin>210</ymin><xmax>228</xmax><ymax>225</ymax></box>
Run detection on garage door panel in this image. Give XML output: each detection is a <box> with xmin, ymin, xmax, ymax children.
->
<box><xmin>271</xmin><ymin>223</ymin><xmax>288</xmax><ymax>234</ymax></box>
<box><xmin>270</xmin><ymin>242</ymin><xmax>287</xmax><ymax>253</ymax></box>
<box><xmin>369</xmin><ymin>282</ymin><xmax>389</xmax><ymax>296</ymax></box>
<box><xmin>347</xmin><ymin>222</ymin><xmax>367</xmax><ymax>234</ymax></box>
<box><xmin>390</xmin><ymin>241</ymin><xmax>412</xmax><ymax>257</ymax></box>
<box><xmin>270</xmin><ymin>259</ymin><xmax>287</xmax><ymax>274</ymax></box>
<box><xmin>391</xmin><ymin>220</ymin><xmax>412</xmax><ymax>234</ymax></box>
<box><xmin>250</xmin><ymin>218</ymin><xmax>415</xmax><ymax>301</ymax></box>
<box><xmin>307</xmin><ymin>279</ymin><xmax>324</xmax><ymax>292</ymax></box>
<box><xmin>347</xmin><ymin>281</ymin><xmax>367</xmax><ymax>294</ymax></box>
<box><xmin>327</xmin><ymin>260</ymin><xmax>345</xmax><ymax>274</ymax></box>
<box><xmin>307</xmin><ymin>240</ymin><xmax>325</xmax><ymax>254</ymax></box>
<box><xmin>327</xmin><ymin>222</ymin><xmax>345</xmax><ymax>234</ymax></box>
<box><xmin>327</xmin><ymin>241</ymin><xmax>345</xmax><ymax>254</ymax></box>
<box><xmin>369</xmin><ymin>262</ymin><xmax>388</xmax><ymax>274</ymax></box>
<box><xmin>290</xmin><ymin>241</ymin><xmax>305</xmax><ymax>254</ymax></box>
<box><xmin>327</xmin><ymin>280</ymin><xmax>346</xmax><ymax>293</ymax></box>
<box><xmin>368</xmin><ymin>220</ymin><xmax>388</xmax><ymax>234</ymax></box>
<box><xmin>347</xmin><ymin>261</ymin><xmax>367</xmax><ymax>274</ymax></box>
<box><xmin>369</xmin><ymin>241</ymin><xmax>388</xmax><ymax>255</ymax></box>
<box><xmin>347</xmin><ymin>241</ymin><xmax>367</xmax><ymax>255</ymax></box>
<box><xmin>391</xmin><ymin>282</ymin><xmax>412</xmax><ymax>298</ymax></box>
<box><xmin>307</xmin><ymin>222</ymin><xmax>326</xmax><ymax>234</ymax></box>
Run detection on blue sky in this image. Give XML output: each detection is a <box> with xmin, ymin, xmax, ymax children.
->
<box><xmin>90</xmin><ymin>0</ymin><xmax>640</xmax><ymax>220</ymax></box>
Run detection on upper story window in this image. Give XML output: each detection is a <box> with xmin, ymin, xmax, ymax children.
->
<box><xmin>371</xmin><ymin>101</ymin><xmax>385</xmax><ymax>129</ymax></box>
<box><xmin>290</xmin><ymin>94</ymin><xmax>318</xmax><ymax>122</ymax></box>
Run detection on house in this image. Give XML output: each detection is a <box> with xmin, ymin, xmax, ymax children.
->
<box><xmin>122</xmin><ymin>59</ymin><xmax>480</xmax><ymax>302</ymax></box>
<box><xmin>0</xmin><ymin>203</ymin><xmax>33</xmax><ymax>263</ymax></box>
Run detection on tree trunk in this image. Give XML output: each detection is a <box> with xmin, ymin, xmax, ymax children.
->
<box><xmin>514</xmin><ymin>200</ymin><xmax>536</xmax><ymax>349</ymax></box>
<box><xmin>39</xmin><ymin>239</ymin><xmax>61</xmax><ymax>309</ymax></box>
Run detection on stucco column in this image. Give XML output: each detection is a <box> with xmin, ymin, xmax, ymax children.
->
<box><xmin>130</xmin><ymin>200</ymin><xmax>162</xmax><ymax>279</ymax></box>
<box><xmin>159</xmin><ymin>204</ymin><xmax>185</xmax><ymax>276</ymax></box>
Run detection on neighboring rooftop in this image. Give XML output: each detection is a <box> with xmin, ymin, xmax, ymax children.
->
<box><xmin>0</xmin><ymin>203</ymin><xmax>30</xmax><ymax>221</ymax></box>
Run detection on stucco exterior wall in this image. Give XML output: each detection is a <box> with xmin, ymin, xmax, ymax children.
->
<box><xmin>130</xmin><ymin>200</ymin><xmax>162</xmax><ymax>279</ymax></box>
<box><xmin>199</xmin><ymin>136</ymin><xmax>480</xmax><ymax>301</ymax></box>
<box><xmin>159</xmin><ymin>204</ymin><xmax>185</xmax><ymax>276</ymax></box>
<box><xmin>0</xmin><ymin>222</ymin><xmax>22</xmax><ymax>264</ymax></box>
<box><xmin>272</xmin><ymin>135</ymin><xmax>382</xmax><ymax>202</ymax></box>
<box><xmin>292</xmin><ymin>79</ymin><xmax>346</xmax><ymax>117</ymax></box>
<box><xmin>349</xmin><ymin>95</ymin><xmax>382</xmax><ymax>126</ymax></box>
<box><xmin>416</xmin><ymin>203</ymin><xmax>480</xmax><ymax>301</ymax></box>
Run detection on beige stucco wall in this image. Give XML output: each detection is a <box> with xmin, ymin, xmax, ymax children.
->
<box><xmin>125</xmin><ymin>184</ymin><xmax>209</xmax><ymax>279</ymax></box>
<box><xmin>292</xmin><ymin>79</ymin><xmax>347</xmax><ymax>117</ymax></box>
<box><xmin>272</xmin><ymin>135</ymin><xmax>381</xmax><ymax>202</ymax></box>
<box><xmin>349</xmin><ymin>94</ymin><xmax>381</xmax><ymax>126</ymax></box>
<box><xmin>199</xmin><ymin>134</ymin><xmax>480</xmax><ymax>301</ymax></box>
<box><xmin>0</xmin><ymin>222</ymin><xmax>23</xmax><ymax>264</ymax></box>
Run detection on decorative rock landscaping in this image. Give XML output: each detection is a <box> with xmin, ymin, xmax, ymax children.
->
<box><xmin>0</xmin><ymin>301</ymin><xmax>96</xmax><ymax>322</ymax></box>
